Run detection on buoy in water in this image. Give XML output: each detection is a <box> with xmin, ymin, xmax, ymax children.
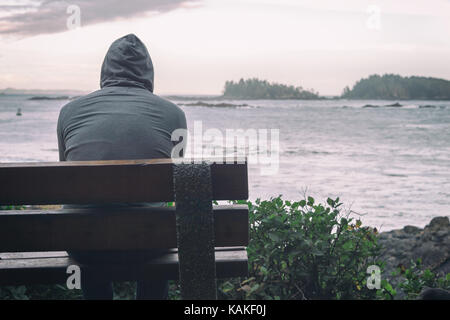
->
<box><xmin>16</xmin><ymin>108</ymin><xmax>22</xmax><ymax>116</ymax></box>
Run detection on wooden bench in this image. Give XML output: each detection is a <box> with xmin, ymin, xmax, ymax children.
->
<box><xmin>0</xmin><ymin>158</ymin><xmax>249</xmax><ymax>299</ymax></box>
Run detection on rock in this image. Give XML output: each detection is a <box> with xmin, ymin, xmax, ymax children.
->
<box><xmin>180</xmin><ymin>101</ymin><xmax>250</xmax><ymax>108</ymax></box>
<box><xmin>435</xmin><ymin>258</ymin><xmax>450</xmax><ymax>275</ymax></box>
<box><xmin>426</xmin><ymin>217</ymin><xmax>449</xmax><ymax>231</ymax></box>
<box><xmin>385</xmin><ymin>102</ymin><xmax>402</xmax><ymax>107</ymax></box>
<box><xmin>417</xmin><ymin>287</ymin><xmax>450</xmax><ymax>300</ymax></box>
<box><xmin>377</xmin><ymin>216</ymin><xmax>450</xmax><ymax>298</ymax></box>
<box><xmin>403</xmin><ymin>225</ymin><xmax>421</xmax><ymax>234</ymax></box>
<box><xmin>378</xmin><ymin>216</ymin><xmax>449</xmax><ymax>273</ymax></box>
<box><xmin>28</xmin><ymin>96</ymin><xmax>69</xmax><ymax>100</ymax></box>
<box><xmin>362</xmin><ymin>102</ymin><xmax>403</xmax><ymax>108</ymax></box>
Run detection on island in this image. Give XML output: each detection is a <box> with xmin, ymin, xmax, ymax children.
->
<box><xmin>341</xmin><ymin>74</ymin><xmax>450</xmax><ymax>100</ymax></box>
<box><xmin>222</xmin><ymin>78</ymin><xmax>320</xmax><ymax>99</ymax></box>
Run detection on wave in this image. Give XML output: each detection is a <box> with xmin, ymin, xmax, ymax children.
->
<box><xmin>417</xmin><ymin>105</ymin><xmax>448</xmax><ymax>109</ymax></box>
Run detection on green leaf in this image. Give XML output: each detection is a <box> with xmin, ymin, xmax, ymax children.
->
<box><xmin>268</xmin><ymin>232</ymin><xmax>281</xmax><ymax>242</ymax></box>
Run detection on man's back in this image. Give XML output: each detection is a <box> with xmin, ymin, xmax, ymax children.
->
<box><xmin>57</xmin><ymin>34</ymin><xmax>186</xmax><ymax>162</ymax></box>
<box><xmin>55</xmin><ymin>34</ymin><xmax>186</xmax><ymax>299</ymax></box>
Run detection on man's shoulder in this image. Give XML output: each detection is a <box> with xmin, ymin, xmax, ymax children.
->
<box><xmin>150</xmin><ymin>93</ymin><xmax>184</xmax><ymax>114</ymax></box>
<box><xmin>60</xmin><ymin>89</ymin><xmax>102</xmax><ymax>113</ymax></box>
<box><xmin>59</xmin><ymin>88</ymin><xmax>185</xmax><ymax>124</ymax></box>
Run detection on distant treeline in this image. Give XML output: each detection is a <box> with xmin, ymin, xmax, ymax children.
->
<box><xmin>342</xmin><ymin>74</ymin><xmax>450</xmax><ymax>100</ymax></box>
<box><xmin>223</xmin><ymin>78</ymin><xmax>320</xmax><ymax>99</ymax></box>
<box><xmin>221</xmin><ymin>75</ymin><xmax>450</xmax><ymax>100</ymax></box>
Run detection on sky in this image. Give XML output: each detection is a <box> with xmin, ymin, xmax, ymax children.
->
<box><xmin>0</xmin><ymin>0</ymin><xmax>449</xmax><ymax>95</ymax></box>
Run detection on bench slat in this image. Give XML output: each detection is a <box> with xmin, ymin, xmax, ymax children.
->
<box><xmin>0</xmin><ymin>247</ymin><xmax>246</xmax><ymax>260</ymax></box>
<box><xmin>0</xmin><ymin>205</ymin><xmax>248</xmax><ymax>252</ymax></box>
<box><xmin>0</xmin><ymin>252</ymin><xmax>68</xmax><ymax>259</ymax></box>
<box><xmin>0</xmin><ymin>159</ymin><xmax>248</xmax><ymax>205</ymax></box>
<box><xmin>0</xmin><ymin>248</ymin><xmax>248</xmax><ymax>286</ymax></box>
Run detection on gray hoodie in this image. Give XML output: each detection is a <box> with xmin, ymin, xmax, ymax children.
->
<box><xmin>57</xmin><ymin>34</ymin><xmax>186</xmax><ymax>162</ymax></box>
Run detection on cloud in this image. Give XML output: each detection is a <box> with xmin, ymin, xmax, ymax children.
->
<box><xmin>0</xmin><ymin>0</ymin><xmax>202</xmax><ymax>37</ymax></box>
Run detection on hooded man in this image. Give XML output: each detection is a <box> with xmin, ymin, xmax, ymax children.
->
<box><xmin>57</xmin><ymin>34</ymin><xmax>187</xmax><ymax>299</ymax></box>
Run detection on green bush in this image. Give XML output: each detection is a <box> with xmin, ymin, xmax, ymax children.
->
<box><xmin>220</xmin><ymin>196</ymin><xmax>386</xmax><ymax>300</ymax></box>
<box><xmin>4</xmin><ymin>196</ymin><xmax>448</xmax><ymax>300</ymax></box>
<box><xmin>0</xmin><ymin>282</ymin><xmax>181</xmax><ymax>300</ymax></box>
<box><xmin>0</xmin><ymin>196</ymin><xmax>388</xmax><ymax>300</ymax></box>
<box><xmin>0</xmin><ymin>284</ymin><xmax>83</xmax><ymax>300</ymax></box>
<box><xmin>394</xmin><ymin>259</ymin><xmax>450</xmax><ymax>300</ymax></box>
<box><xmin>0</xmin><ymin>205</ymin><xmax>25</xmax><ymax>210</ymax></box>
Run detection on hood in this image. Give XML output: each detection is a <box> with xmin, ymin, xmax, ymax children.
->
<box><xmin>100</xmin><ymin>34</ymin><xmax>154</xmax><ymax>92</ymax></box>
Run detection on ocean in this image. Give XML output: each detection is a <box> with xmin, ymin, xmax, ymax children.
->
<box><xmin>1</xmin><ymin>94</ymin><xmax>449</xmax><ymax>231</ymax></box>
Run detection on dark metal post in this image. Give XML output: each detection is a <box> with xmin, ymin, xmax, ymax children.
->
<box><xmin>173</xmin><ymin>161</ymin><xmax>217</xmax><ymax>300</ymax></box>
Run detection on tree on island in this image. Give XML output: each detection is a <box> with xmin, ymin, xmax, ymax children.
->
<box><xmin>223</xmin><ymin>78</ymin><xmax>320</xmax><ymax>99</ymax></box>
<box><xmin>341</xmin><ymin>74</ymin><xmax>450</xmax><ymax>100</ymax></box>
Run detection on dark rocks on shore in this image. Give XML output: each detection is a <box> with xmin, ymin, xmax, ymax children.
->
<box><xmin>378</xmin><ymin>216</ymin><xmax>449</xmax><ymax>298</ymax></box>
<box><xmin>417</xmin><ymin>287</ymin><xmax>450</xmax><ymax>300</ymax></box>
<box><xmin>379</xmin><ymin>216</ymin><xmax>449</xmax><ymax>274</ymax></box>
<box><xmin>385</xmin><ymin>102</ymin><xmax>403</xmax><ymax>107</ymax></box>
<box><xmin>179</xmin><ymin>101</ymin><xmax>250</xmax><ymax>108</ymax></box>
<box><xmin>363</xmin><ymin>102</ymin><xmax>403</xmax><ymax>108</ymax></box>
<box><xmin>28</xmin><ymin>96</ymin><xmax>70</xmax><ymax>101</ymax></box>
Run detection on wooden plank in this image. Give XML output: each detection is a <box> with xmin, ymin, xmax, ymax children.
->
<box><xmin>0</xmin><ymin>247</ymin><xmax>247</xmax><ymax>260</ymax></box>
<box><xmin>0</xmin><ymin>205</ymin><xmax>248</xmax><ymax>252</ymax></box>
<box><xmin>0</xmin><ymin>252</ymin><xmax>68</xmax><ymax>260</ymax></box>
<box><xmin>0</xmin><ymin>248</ymin><xmax>248</xmax><ymax>260</ymax></box>
<box><xmin>0</xmin><ymin>248</ymin><xmax>248</xmax><ymax>285</ymax></box>
<box><xmin>0</xmin><ymin>158</ymin><xmax>248</xmax><ymax>205</ymax></box>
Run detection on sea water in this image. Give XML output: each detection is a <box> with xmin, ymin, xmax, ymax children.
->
<box><xmin>1</xmin><ymin>94</ymin><xmax>449</xmax><ymax>230</ymax></box>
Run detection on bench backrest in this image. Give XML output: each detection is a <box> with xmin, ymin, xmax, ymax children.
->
<box><xmin>0</xmin><ymin>159</ymin><xmax>249</xmax><ymax>253</ymax></box>
<box><xmin>0</xmin><ymin>158</ymin><xmax>248</xmax><ymax>204</ymax></box>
